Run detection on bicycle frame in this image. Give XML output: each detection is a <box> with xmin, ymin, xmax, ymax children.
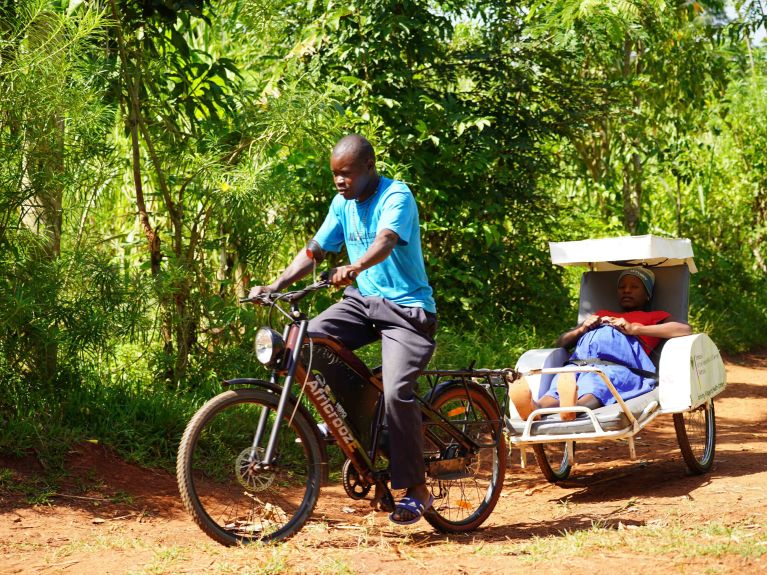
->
<box><xmin>247</xmin><ymin>305</ymin><xmax>510</xmax><ymax>499</ymax></box>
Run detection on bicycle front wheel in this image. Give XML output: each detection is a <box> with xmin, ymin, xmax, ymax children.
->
<box><xmin>423</xmin><ymin>383</ymin><xmax>506</xmax><ymax>532</ymax></box>
<box><xmin>176</xmin><ymin>388</ymin><xmax>323</xmax><ymax>545</ymax></box>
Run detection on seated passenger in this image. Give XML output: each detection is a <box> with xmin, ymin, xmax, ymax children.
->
<box><xmin>510</xmin><ymin>267</ymin><xmax>692</xmax><ymax>421</ymax></box>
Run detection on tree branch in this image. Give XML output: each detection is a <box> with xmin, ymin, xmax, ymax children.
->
<box><xmin>107</xmin><ymin>0</ymin><xmax>161</xmax><ymax>274</ymax></box>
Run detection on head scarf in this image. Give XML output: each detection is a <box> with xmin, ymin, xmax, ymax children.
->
<box><xmin>618</xmin><ymin>267</ymin><xmax>655</xmax><ymax>298</ymax></box>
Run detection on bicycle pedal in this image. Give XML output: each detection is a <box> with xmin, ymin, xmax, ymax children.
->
<box><xmin>370</xmin><ymin>483</ymin><xmax>395</xmax><ymax>512</ymax></box>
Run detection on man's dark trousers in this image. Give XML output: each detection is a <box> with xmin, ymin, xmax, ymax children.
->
<box><xmin>308</xmin><ymin>286</ymin><xmax>437</xmax><ymax>489</ymax></box>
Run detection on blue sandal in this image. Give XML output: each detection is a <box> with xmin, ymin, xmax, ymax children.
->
<box><xmin>388</xmin><ymin>494</ymin><xmax>434</xmax><ymax>526</ymax></box>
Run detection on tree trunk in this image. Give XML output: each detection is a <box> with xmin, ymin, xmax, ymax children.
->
<box><xmin>173</xmin><ymin>279</ymin><xmax>196</xmax><ymax>385</ymax></box>
<box><xmin>109</xmin><ymin>0</ymin><xmax>181</xmax><ymax>380</ymax></box>
<box><xmin>622</xmin><ymin>148</ymin><xmax>642</xmax><ymax>234</ymax></box>
<box><xmin>20</xmin><ymin>117</ymin><xmax>64</xmax><ymax>383</ymax></box>
<box><xmin>621</xmin><ymin>40</ymin><xmax>643</xmax><ymax>235</ymax></box>
<box><xmin>109</xmin><ymin>0</ymin><xmax>162</xmax><ymax>276</ymax></box>
<box><xmin>753</xmin><ymin>183</ymin><xmax>767</xmax><ymax>273</ymax></box>
<box><xmin>18</xmin><ymin>12</ymin><xmax>67</xmax><ymax>384</ymax></box>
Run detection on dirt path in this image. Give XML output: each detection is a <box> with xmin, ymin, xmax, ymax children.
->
<box><xmin>2</xmin><ymin>352</ymin><xmax>766</xmax><ymax>574</ymax></box>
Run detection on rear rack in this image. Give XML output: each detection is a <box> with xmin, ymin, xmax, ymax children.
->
<box><xmin>420</xmin><ymin>367</ymin><xmax>516</xmax><ymax>421</ymax></box>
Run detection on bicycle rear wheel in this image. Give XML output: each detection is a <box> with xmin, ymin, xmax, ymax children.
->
<box><xmin>423</xmin><ymin>382</ymin><xmax>506</xmax><ymax>532</ymax></box>
<box><xmin>176</xmin><ymin>388</ymin><xmax>322</xmax><ymax>545</ymax></box>
<box><xmin>674</xmin><ymin>399</ymin><xmax>716</xmax><ymax>474</ymax></box>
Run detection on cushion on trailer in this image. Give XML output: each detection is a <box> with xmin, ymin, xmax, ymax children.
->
<box><xmin>507</xmin><ymin>388</ymin><xmax>660</xmax><ymax>436</ymax></box>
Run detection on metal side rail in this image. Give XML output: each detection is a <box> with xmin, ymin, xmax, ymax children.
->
<box><xmin>505</xmin><ymin>366</ymin><xmax>663</xmax><ymax>458</ymax></box>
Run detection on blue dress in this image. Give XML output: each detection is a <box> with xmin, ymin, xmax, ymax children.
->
<box><xmin>544</xmin><ymin>325</ymin><xmax>658</xmax><ymax>406</ymax></box>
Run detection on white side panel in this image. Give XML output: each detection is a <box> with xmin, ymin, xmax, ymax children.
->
<box><xmin>658</xmin><ymin>333</ymin><xmax>727</xmax><ymax>412</ymax></box>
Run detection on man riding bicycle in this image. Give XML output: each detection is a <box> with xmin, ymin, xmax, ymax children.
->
<box><xmin>248</xmin><ymin>134</ymin><xmax>437</xmax><ymax>525</ymax></box>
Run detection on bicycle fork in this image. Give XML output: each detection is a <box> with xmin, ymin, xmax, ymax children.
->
<box><xmin>249</xmin><ymin>319</ymin><xmax>309</xmax><ymax>468</ymax></box>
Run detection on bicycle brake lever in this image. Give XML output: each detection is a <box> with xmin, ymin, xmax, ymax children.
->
<box><xmin>239</xmin><ymin>294</ymin><xmax>273</xmax><ymax>305</ymax></box>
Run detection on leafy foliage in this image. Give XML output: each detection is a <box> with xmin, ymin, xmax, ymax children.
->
<box><xmin>1</xmin><ymin>0</ymin><xmax>766</xmax><ymax>463</ymax></box>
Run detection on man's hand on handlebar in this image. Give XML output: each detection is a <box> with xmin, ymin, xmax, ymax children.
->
<box><xmin>328</xmin><ymin>265</ymin><xmax>360</xmax><ymax>286</ymax></box>
<box><xmin>241</xmin><ymin>266</ymin><xmax>359</xmax><ymax>305</ymax></box>
<box><xmin>246</xmin><ymin>283</ymin><xmax>280</xmax><ymax>304</ymax></box>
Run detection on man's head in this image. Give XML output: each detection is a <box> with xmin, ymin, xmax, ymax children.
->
<box><xmin>330</xmin><ymin>135</ymin><xmax>377</xmax><ymax>201</ymax></box>
<box><xmin>617</xmin><ymin>267</ymin><xmax>655</xmax><ymax>310</ymax></box>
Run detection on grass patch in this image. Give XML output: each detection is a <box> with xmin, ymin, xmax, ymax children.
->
<box><xmin>202</xmin><ymin>544</ymin><xmax>290</xmax><ymax>575</ymax></box>
<box><xmin>484</xmin><ymin>519</ymin><xmax>767</xmax><ymax>564</ymax></box>
<box><xmin>45</xmin><ymin>534</ymin><xmax>149</xmax><ymax>566</ymax></box>
<box><xmin>0</xmin><ymin>467</ymin><xmax>14</xmax><ymax>488</ymax></box>
<box><xmin>315</xmin><ymin>557</ymin><xmax>357</xmax><ymax>575</ymax></box>
<box><xmin>133</xmin><ymin>545</ymin><xmax>190</xmax><ymax>575</ymax></box>
<box><xmin>0</xmin><ymin>466</ymin><xmax>61</xmax><ymax>505</ymax></box>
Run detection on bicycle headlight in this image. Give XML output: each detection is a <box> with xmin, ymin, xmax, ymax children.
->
<box><xmin>254</xmin><ymin>327</ymin><xmax>285</xmax><ymax>367</ymax></box>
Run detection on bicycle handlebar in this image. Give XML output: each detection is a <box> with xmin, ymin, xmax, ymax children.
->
<box><xmin>239</xmin><ymin>278</ymin><xmax>331</xmax><ymax>306</ymax></box>
<box><xmin>239</xmin><ymin>268</ymin><xmax>358</xmax><ymax>306</ymax></box>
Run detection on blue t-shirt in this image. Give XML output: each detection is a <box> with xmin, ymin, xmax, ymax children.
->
<box><xmin>313</xmin><ymin>177</ymin><xmax>436</xmax><ymax>313</ymax></box>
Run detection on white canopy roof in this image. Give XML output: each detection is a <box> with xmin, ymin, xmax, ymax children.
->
<box><xmin>549</xmin><ymin>235</ymin><xmax>697</xmax><ymax>273</ymax></box>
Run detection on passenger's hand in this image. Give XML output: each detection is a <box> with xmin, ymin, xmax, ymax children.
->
<box><xmin>601</xmin><ymin>316</ymin><xmax>639</xmax><ymax>335</ymax></box>
<box><xmin>328</xmin><ymin>265</ymin><xmax>360</xmax><ymax>286</ymax></box>
<box><xmin>582</xmin><ymin>314</ymin><xmax>601</xmax><ymax>331</ymax></box>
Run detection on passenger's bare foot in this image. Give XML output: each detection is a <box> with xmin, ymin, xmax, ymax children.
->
<box><xmin>509</xmin><ymin>378</ymin><xmax>536</xmax><ymax>420</ymax></box>
<box><xmin>558</xmin><ymin>372</ymin><xmax>578</xmax><ymax>421</ymax></box>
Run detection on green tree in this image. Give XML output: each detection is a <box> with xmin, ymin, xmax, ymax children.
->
<box><xmin>104</xmin><ymin>0</ymin><xmax>347</xmax><ymax>384</ymax></box>
<box><xmin>529</xmin><ymin>0</ymin><xmax>729</xmax><ymax>234</ymax></box>
<box><xmin>258</xmin><ymin>1</ymin><xmax>576</xmax><ymax>327</ymax></box>
<box><xmin>0</xmin><ymin>0</ymin><xmax>110</xmax><ymax>384</ymax></box>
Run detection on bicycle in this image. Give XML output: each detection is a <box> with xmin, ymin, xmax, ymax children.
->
<box><xmin>176</xmin><ymin>277</ymin><xmax>511</xmax><ymax>545</ymax></box>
